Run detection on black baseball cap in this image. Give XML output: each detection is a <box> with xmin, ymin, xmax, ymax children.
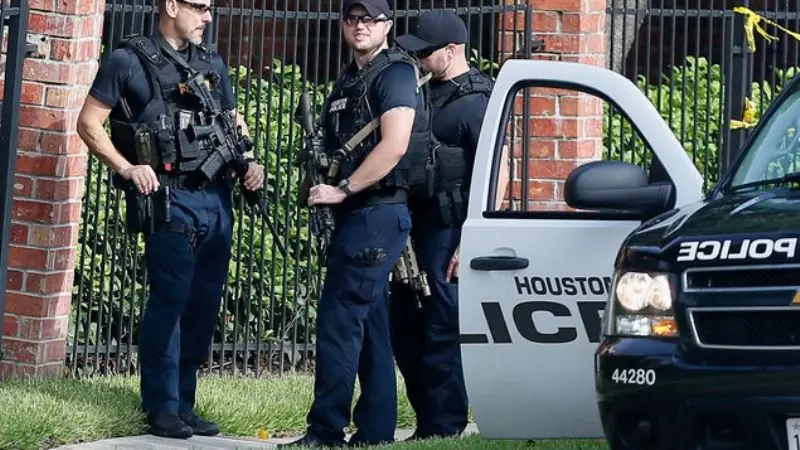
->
<box><xmin>395</xmin><ymin>10</ymin><xmax>468</xmax><ymax>53</ymax></box>
<box><xmin>342</xmin><ymin>0</ymin><xmax>391</xmax><ymax>18</ymax></box>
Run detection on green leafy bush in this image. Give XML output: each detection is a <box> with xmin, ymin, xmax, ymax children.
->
<box><xmin>603</xmin><ymin>56</ymin><xmax>800</xmax><ymax>190</ymax></box>
<box><xmin>603</xmin><ymin>56</ymin><xmax>724</xmax><ymax>187</ymax></box>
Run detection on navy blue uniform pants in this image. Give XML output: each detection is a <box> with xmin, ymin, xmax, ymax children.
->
<box><xmin>305</xmin><ymin>202</ymin><xmax>411</xmax><ymax>445</ymax></box>
<box><xmin>389</xmin><ymin>223</ymin><xmax>469</xmax><ymax>438</ymax></box>
<box><xmin>138</xmin><ymin>183</ymin><xmax>233</xmax><ymax>415</ymax></box>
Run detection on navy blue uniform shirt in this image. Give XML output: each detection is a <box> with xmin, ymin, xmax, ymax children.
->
<box><xmin>356</xmin><ymin>59</ymin><xmax>419</xmax><ymax>120</ymax></box>
<box><xmin>90</xmin><ymin>42</ymin><xmax>236</xmax><ymax>119</ymax></box>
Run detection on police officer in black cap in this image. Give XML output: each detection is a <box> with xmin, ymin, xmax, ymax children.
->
<box><xmin>77</xmin><ymin>0</ymin><xmax>264</xmax><ymax>439</ymax></box>
<box><xmin>280</xmin><ymin>0</ymin><xmax>431</xmax><ymax>447</ymax></box>
<box><xmin>389</xmin><ymin>9</ymin><xmax>494</xmax><ymax>441</ymax></box>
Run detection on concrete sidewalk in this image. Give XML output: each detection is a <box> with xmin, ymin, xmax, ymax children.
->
<box><xmin>53</xmin><ymin>424</ymin><xmax>479</xmax><ymax>449</ymax></box>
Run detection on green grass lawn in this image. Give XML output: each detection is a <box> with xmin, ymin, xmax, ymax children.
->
<box><xmin>0</xmin><ymin>373</ymin><xmax>609</xmax><ymax>450</ymax></box>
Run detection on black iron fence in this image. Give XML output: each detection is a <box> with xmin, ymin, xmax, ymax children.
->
<box><xmin>67</xmin><ymin>1</ymin><xmax>533</xmax><ymax>377</ymax></box>
<box><xmin>606</xmin><ymin>0</ymin><xmax>800</xmax><ymax>189</ymax></box>
<box><xmin>0</xmin><ymin>0</ymin><xmax>31</xmax><ymax>362</ymax></box>
<box><xmin>69</xmin><ymin>0</ymin><xmax>800</xmax><ymax>378</ymax></box>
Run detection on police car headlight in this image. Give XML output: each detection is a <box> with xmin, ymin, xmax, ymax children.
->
<box><xmin>615</xmin><ymin>272</ymin><xmax>672</xmax><ymax>312</ymax></box>
<box><xmin>611</xmin><ymin>271</ymin><xmax>677</xmax><ymax>338</ymax></box>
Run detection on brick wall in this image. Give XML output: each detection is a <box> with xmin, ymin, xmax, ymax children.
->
<box><xmin>1</xmin><ymin>0</ymin><xmax>103</xmax><ymax>379</ymax></box>
<box><xmin>500</xmin><ymin>0</ymin><xmax>607</xmax><ymax>211</ymax></box>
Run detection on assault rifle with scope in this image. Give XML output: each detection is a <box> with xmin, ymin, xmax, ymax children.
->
<box><xmin>157</xmin><ymin>36</ymin><xmax>288</xmax><ymax>258</ymax></box>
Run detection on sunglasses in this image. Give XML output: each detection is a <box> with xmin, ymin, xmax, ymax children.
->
<box><xmin>177</xmin><ymin>0</ymin><xmax>213</xmax><ymax>14</ymax></box>
<box><xmin>417</xmin><ymin>43</ymin><xmax>448</xmax><ymax>59</ymax></box>
<box><xmin>342</xmin><ymin>14</ymin><xmax>388</xmax><ymax>26</ymax></box>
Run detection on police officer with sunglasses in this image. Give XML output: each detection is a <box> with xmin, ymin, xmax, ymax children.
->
<box><xmin>389</xmin><ymin>9</ymin><xmax>495</xmax><ymax>441</ymax></box>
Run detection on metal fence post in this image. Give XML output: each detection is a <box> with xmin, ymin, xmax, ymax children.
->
<box><xmin>722</xmin><ymin>2</ymin><xmax>753</xmax><ymax>174</ymax></box>
<box><xmin>0</xmin><ymin>0</ymin><xmax>31</xmax><ymax>361</ymax></box>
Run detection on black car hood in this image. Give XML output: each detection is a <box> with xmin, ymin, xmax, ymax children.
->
<box><xmin>623</xmin><ymin>188</ymin><xmax>800</xmax><ymax>268</ymax></box>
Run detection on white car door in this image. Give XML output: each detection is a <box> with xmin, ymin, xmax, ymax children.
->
<box><xmin>458</xmin><ymin>60</ymin><xmax>703</xmax><ymax>439</ymax></box>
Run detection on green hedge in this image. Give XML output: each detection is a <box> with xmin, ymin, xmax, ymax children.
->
<box><xmin>603</xmin><ymin>56</ymin><xmax>800</xmax><ymax>189</ymax></box>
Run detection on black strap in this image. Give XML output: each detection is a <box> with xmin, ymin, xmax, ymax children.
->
<box><xmin>152</xmin><ymin>220</ymin><xmax>198</xmax><ymax>248</ymax></box>
<box><xmin>156</xmin><ymin>35</ymin><xmax>199</xmax><ymax>76</ymax></box>
<box><xmin>120</xmin><ymin>36</ymin><xmax>171</xmax><ymax>121</ymax></box>
<box><xmin>436</xmin><ymin>70</ymin><xmax>493</xmax><ymax>111</ymax></box>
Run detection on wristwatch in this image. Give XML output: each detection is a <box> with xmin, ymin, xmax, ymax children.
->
<box><xmin>337</xmin><ymin>178</ymin><xmax>353</xmax><ymax>197</ymax></box>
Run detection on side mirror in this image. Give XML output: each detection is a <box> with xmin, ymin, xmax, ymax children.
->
<box><xmin>564</xmin><ymin>160</ymin><xmax>674</xmax><ymax>216</ymax></box>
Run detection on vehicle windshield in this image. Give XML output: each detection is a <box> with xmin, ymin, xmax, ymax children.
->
<box><xmin>729</xmin><ymin>88</ymin><xmax>800</xmax><ymax>190</ymax></box>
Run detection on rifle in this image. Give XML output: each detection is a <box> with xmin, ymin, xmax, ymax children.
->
<box><xmin>293</xmin><ymin>93</ymin><xmax>336</xmax><ymax>260</ymax></box>
<box><xmin>292</xmin><ymin>72</ymin><xmax>434</xmax><ymax>261</ymax></box>
<box><xmin>156</xmin><ymin>39</ymin><xmax>288</xmax><ymax>258</ymax></box>
<box><xmin>179</xmin><ymin>73</ymin><xmax>288</xmax><ymax>259</ymax></box>
<box><xmin>391</xmin><ymin>237</ymin><xmax>431</xmax><ymax>305</ymax></box>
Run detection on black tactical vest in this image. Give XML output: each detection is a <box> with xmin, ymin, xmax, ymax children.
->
<box><xmin>108</xmin><ymin>35</ymin><xmax>225</xmax><ymax>185</ymax></box>
<box><xmin>426</xmin><ymin>68</ymin><xmax>493</xmax><ymax>195</ymax></box>
<box><xmin>321</xmin><ymin>47</ymin><xmax>431</xmax><ymax>196</ymax></box>
<box><xmin>418</xmin><ymin>68</ymin><xmax>493</xmax><ymax>227</ymax></box>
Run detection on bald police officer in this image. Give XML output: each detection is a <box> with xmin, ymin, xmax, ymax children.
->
<box><xmin>390</xmin><ymin>10</ymin><xmax>494</xmax><ymax>441</ymax></box>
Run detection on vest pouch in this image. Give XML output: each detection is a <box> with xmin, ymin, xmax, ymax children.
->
<box><xmin>156</xmin><ymin>127</ymin><xmax>177</xmax><ymax>170</ymax></box>
<box><xmin>109</xmin><ymin>119</ymin><xmax>140</xmax><ymax>164</ymax></box>
<box><xmin>432</xmin><ymin>145</ymin><xmax>469</xmax><ymax>194</ymax></box>
<box><xmin>425</xmin><ymin>147</ymin><xmax>438</xmax><ymax>199</ymax></box>
<box><xmin>177</xmin><ymin>129</ymin><xmax>202</xmax><ymax>160</ymax></box>
<box><xmin>175</xmin><ymin>108</ymin><xmax>204</xmax><ymax>172</ymax></box>
<box><xmin>432</xmin><ymin>186</ymin><xmax>468</xmax><ymax>228</ymax></box>
<box><xmin>404</xmin><ymin>129</ymin><xmax>430</xmax><ymax>189</ymax></box>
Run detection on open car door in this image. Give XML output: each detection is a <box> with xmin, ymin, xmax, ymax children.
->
<box><xmin>458</xmin><ymin>60</ymin><xmax>704</xmax><ymax>439</ymax></box>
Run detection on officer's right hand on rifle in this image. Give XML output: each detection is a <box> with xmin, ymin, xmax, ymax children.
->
<box><xmin>120</xmin><ymin>164</ymin><xmax>161</xmax><ymax>195</ymax></box>
<box><xmin>240</xmin><ymin>159</ymin><xmax>265</xmax><ymax>191</ymax></box>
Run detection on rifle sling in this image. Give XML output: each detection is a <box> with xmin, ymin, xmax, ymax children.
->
<box><xmin>341</xmin><ymin>71</ymin><xmax>432</xmax><ymax>154</ymax></box>
<box><xmin>157</xmin><ymin>37</ymin><xmax>198</xmax><ymax>76</ymax></box>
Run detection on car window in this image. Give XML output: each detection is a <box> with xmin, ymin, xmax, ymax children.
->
<box><xmin>488</xmin><ymin>83</ymin><xmax>666</xmax><ymax>216</ymax></box>
<box><xmin>730</xmin><ymin>89</ymin><xmax>800</xmax><ymax>186</ymax></box>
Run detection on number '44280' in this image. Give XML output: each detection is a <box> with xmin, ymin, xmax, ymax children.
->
<box><xmin>611</xmin><ymin>368</ymin><xmax>656</xmax><ymax>386</ymax></box>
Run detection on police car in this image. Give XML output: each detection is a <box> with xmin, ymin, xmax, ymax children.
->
<box><xmin>457</xmin><ymin>59</ymin><xmax>800</xmax><ymax>450</ymax></box>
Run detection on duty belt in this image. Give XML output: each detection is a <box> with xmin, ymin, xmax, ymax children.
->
<box><xmin>336</xmin><ymin>188</ymin><xmax>408</xmax><ymax>217</ymax></box>
<box><xmin>157</xmin><ymin>172</ymin><xmax>229</xmax><ymax>191</ymax></box>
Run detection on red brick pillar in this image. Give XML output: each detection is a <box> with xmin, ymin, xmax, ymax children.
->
<box><xmin>1</xmin><ymin>0</ymin><xmax>105</xmax><ymax>379</ymax></box>
<box><xmin>499</xmin><ymin>0</ymin><xmax>607</xmax><ymax>211</ymax></box>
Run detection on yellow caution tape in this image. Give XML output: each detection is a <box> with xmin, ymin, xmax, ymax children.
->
<box><xmin>734</xmin><ymin>6</ymin><xmax>800</xmax><ymax>52</ymax></box>
<box><xmin>730</xmin><ymin>97</ymin><xmax>758</xmax><ymax>129</ymax></box>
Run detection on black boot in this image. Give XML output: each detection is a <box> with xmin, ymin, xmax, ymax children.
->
<box><xmin>277</xmin><ymin>433</ymin><xmax>347</xmax><ymax>448</ymax></box>
<box><xmin>146</xmin><ymin>412</ymin><xmax>193</xmax><ymax>439</ymax></box>
<box><xmin>179</xmin><ymin>411</ymin><xmax>220</xmax><ymax>436</ymax></box>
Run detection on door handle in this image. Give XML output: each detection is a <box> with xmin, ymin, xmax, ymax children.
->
<box><xmin>470</xmin><ymin>255</ymin><xmax>529</xmax><ymax>271</ymax></box>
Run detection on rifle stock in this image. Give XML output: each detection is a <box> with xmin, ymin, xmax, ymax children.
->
<box><xmin>392</xmin><ymin>237</ymin><xmax>431</xmax><ymax>305</ymax></box>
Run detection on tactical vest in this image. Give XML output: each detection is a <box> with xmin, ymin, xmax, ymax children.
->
<box><xmin>420</xmin><ymin>68</ymin><xmax>493</xmax><ymax>227</ymax></box>
<box><xmin>321</xmin><ymin>47</ymin><xmax>431</xmax><ymax>197</ymax></box>
<box><xmin>108</xmin><ymin>35</ymin><xmax>225</xmax><ymax>187</ymax></box>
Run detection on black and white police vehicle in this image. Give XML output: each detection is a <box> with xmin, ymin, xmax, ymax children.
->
<box><xmin>457</xmin><ymin>59</ymin><xmax>800</xmax><ymax>450</ymax></box>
